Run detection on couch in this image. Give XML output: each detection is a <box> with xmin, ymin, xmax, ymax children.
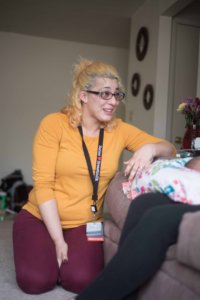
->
<box><xmin>103</xmin><ymin>172</ymin><xmax>200</xmax><ymax>300</ymax></box>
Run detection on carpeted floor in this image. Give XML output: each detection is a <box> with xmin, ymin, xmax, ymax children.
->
<box><xmin>0</xmin><ymin>217</ymin><xmax>75</xmax><ymax>300</ymax></box>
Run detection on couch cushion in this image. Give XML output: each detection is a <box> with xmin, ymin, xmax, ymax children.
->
<box><xmin>103</xmin><ymin>220</ymin><xmax>120</xmax><ymax>265</ymax></box>
<box><xmin>104</xmin><ymin>172</ymin><xmax>131</xmax><ymax>229</ymax></box>
<box><xmin>176</xmin><ymin>211</ymin><xmax>200</xmax><ymax>272</ymax></box>
<box><xmin>138</xmin><ymin>267</ymin><xmax>200</xmax><ymax>300</ymax></box>
<box><xmin>104</xmin><ymin>219</ymin><xmax>121</xmax><ymax>244</ymax></box>
<box><xmin>160</xmin><ymin>259</ymin><xmax>200</xmax><ymax>296</ymax></box>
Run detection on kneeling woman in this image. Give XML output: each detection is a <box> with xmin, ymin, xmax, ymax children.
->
<box><xmin>12</xmin><ymin>59</ymin><xmax>174</xmax><ymax>295</ymax></box>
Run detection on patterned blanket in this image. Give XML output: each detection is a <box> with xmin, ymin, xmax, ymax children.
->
<box><xmin>122</xmin><ymin>158</ymin><xmax>200</xmax><ymax>205</ymax></box>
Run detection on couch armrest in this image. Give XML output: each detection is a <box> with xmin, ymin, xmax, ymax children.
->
<box><xmin>104</xmin><ymin>219</ymin><xmax>121</xmax><ymax>244</ymax></box>
<box><xmin>104</xmin><ymin>172</ymin><xmax>131</xmax><ymax>230</ymax></box>
<box><xmin>104</xmin><ymin>220</ymin><xmax>121</xmax><ymax>264</ymax></box>
<box><xmin>176</xmin><ymin>211</ymin><xmax>200</xmax><ymax>271</ymax></box>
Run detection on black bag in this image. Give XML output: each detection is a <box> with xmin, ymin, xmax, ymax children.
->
<box><xmin>0</xmin><ymin>170</ymin><xmax>32</xmax><ymax>212</ymax></box>
<box><xmin>0</xmin><ymin>169</ymin><xmax>23</xmax><ymax>192</ymax></box>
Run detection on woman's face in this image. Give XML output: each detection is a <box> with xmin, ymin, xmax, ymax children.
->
<box><xmin>80</xmin><ymin>77</ymin><xmax>121</xmax><ymax>124</ymax></box>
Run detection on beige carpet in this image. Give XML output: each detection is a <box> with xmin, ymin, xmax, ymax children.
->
<box><xmin>0</xmin><ymin>217</ymin><xmax>75</xmax><ymax>300</ymax></box>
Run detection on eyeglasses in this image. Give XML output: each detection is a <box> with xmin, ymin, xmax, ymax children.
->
<box><xmin>86</xmin><ymin>90</ymin><xmax>125</xmax><ymax>102</ymax></box>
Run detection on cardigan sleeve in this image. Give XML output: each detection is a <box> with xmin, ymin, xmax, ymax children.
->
<box><xmin>32</xmin><ymin>113</ymin><xmax>62</xmax><ymax>205</ymax></box>
<box><xmin>118</xmin><ymin>120</ymin><xmax>165</xmax><ymax>152</ymax></box>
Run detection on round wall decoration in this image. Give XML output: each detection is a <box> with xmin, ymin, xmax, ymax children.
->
<box><xmin>143</xmin><ymin>84</ymin><xmax>154</xmax><ymax>110</ymax></box>
<box><xmin>136</xmin><ymin>27</ymin><xmax>149</xmax><ymax>61</ymax></box>
<box><xmin>131</xmin><ymin>73</ymin><xmax>140</xmax><ymax>96</ymax></box>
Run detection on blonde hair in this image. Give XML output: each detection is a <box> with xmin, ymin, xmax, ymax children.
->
<box><xmin>61</xmin><ymin>58</ymin><xmax>124</xmax><ymax>129</ymax></box>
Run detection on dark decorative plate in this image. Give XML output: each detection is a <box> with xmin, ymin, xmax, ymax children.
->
<box><xmin>143</xmin><ymin>84</ymin><xmax>154</xmax><ymax>110</ymax></box>
<box><xmin>136</xmin><ymin>27</ymin><xmax>149</xmax><ymax>61</ymax></box>
<box><xmin>131</xmin><ymin>73</ymin><xmax>140</xmax><ymax>96</ymax></box>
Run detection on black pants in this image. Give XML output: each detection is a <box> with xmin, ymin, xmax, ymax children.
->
<box><xmin>76</xmin><ymin>193</ymin><xmax>200</xmax><ymax>300</ymax></box>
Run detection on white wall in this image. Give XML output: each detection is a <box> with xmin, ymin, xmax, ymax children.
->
<box><xmin>159</xmin><ymin>0</ymin><xmax>193</xmax><ymax>15</ymax></box>
<box><xmin>0</xmin><ymin>32</ymin><xmax>128</xmax><ymax>184</ymax></box>
<box><xmin>126</xmin><ymin>0</ymin><xmax>197</xmax><ymax>141</ymax></box>
<box><xmin>197</xmin><ymin>35</ymin><xmax>200</xmax><ymax>95</ymax></box>
<box><xmin>153</xmin><ymin>16</ymin><xmax>172</xmax><ymax>138</ymax></box>
<box><xmin>126</xmin><ymin>0</ymin><xmax>160</xmax><ymax>133</ymax></box>
<box><xmin>1</xmin><ymin>0</ymin><xmax>196</xmax><ymax>185</ymax></box>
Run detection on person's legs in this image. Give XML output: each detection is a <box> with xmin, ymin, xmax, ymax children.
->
<box><xmin>13</xmin><ymin>209</ymin><xmax>59</xmax><ymax>294</ymax></box>
<box><xmin>60</xmin><ymin>225</ymin><xmax>104</xmax><ymax>293</ymax></box>
<box><xmin>119</xmin><ymin>192</ymin><xmax>174</xmax><ymax>246</ymax></box>
<box><xmin>76</xmin><ymin>193</ymin><xmax>200</xmax><ymax>300</ymax></box>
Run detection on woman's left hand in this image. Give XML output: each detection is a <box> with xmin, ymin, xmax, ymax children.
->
<box><xmin>124</xmin><ymin>144</ymin><xmax>155</xmax><ymax>180</ymax></box>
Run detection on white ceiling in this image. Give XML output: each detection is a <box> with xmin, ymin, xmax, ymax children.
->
<box><xmin>0</xmin><ymin>0</ymin><xmax>146</xmax><ymax>48</ymax></box>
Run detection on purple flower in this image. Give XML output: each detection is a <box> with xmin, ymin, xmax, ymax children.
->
<box><xmin>177</xmin><ymin>97</ymin><xmax>200</xmax><ymax>126</ymax></box>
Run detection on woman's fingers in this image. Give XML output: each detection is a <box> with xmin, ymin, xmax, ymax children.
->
<box><xmin>124</xmin><ymin>144</ymin><xmax>155</xmax><ymax>178</ymax></box>
<box><xmin>56</xmin><ymin>241</ymin><xmax>68</xmax><ymax>266</ymax></box>
<box><xmin>124</xmin><ymin>158</ymin><xmax>152</xmax><ymax>180</ymax></box>
<box><xmin>57</xmin><ymin>258</ymin><xmax>62</xmax><ymax>267</ymax></box>
<box><xmin>62</xmin><ymin>251</ymin><xmax>68</xmax><ymax>263</ymax></box>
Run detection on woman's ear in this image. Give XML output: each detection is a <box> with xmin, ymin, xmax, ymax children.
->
<box><xmin>79</xmin><ymin>91</ymin><xmax>88</xmax><ymax>104</ymax></box>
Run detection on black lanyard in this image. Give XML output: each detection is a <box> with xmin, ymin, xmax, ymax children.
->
<box><xmin>78</xmin><ymin>126</ymin><xmax>104</xmax><ymax>214</ymax></box>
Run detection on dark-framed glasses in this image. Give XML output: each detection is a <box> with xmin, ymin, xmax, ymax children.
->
<box><xmin>86</xmin><ymin>90</ymin><xmax>125</xmax><ymax>101</ymax></box>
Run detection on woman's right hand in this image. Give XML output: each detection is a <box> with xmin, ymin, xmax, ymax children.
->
<box><xmin>55</xmin><ymin>239</ymin><xmax>68</xmax><ymax>267</ymax></box>
<box><xmin>38</xmin><ymin>199</ymin><xmax>68</xmax><ymax>267</ymax></box>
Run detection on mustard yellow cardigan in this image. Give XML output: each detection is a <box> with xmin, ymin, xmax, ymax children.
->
<box><xmin>23</xmin><ymin>112</ymin><xmax>163</xmax><ymax>228</ymax></box>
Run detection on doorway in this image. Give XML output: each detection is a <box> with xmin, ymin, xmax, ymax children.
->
<box><xmin>168</xmin><ymin>21</ymin><xmax>200</xmax><ymax>149</ymax></box>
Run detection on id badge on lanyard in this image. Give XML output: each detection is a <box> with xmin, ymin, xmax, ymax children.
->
<box><xmin>78</xmin><ymin>126</ymin><xmax>104</xmax><ymax>242</ymax></box>
<box><xmin>86</xmin><ymin>222</ymin><xmax>104</xmax><ymax>241</ymax></box>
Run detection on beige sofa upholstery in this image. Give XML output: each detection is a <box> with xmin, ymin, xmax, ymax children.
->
<box><xmin>103</xmin><ymin>172</ymin><xmax>200</xmax><ymax>300</ymax></box>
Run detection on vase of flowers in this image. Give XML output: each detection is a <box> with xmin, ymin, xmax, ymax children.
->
<box><xmin>177</xmin><ymin>97</ymin><xmax>200</xmax><ymax>149</ymax></box>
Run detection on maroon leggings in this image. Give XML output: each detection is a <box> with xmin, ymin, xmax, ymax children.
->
<box><xmin>12</xmin><ymin>209</ymin><xmax>104</xmax><ymax>294</ymax></box>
